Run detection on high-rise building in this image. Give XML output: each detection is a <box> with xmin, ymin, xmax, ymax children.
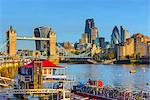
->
<box><xmin>120</xmin><ymin>26</ymin><xmax>130</xmax><ymax>42</ymax></box>
<box><xmin>111</xmin><ymin>26</ymin><xmax>120</xmax><ymax>47</ymax></box>
<box><xmin>80</xmin><ymin>33</ymin><xmax>88</xmax><ymax>44</ymax></box>
<box><xmin>84</xmin><ymin>18</ymin><xmax>99</xmax><ymax>45</ymax></box>
<box><xmin>124</xmin><ymin>28</ymin><xmax>130</xmax><ymax>41</ymax></box>
<box><xmin>105</xmin><ymin>42</ymin><xmax>110</xmax><ymax>49</ymax></box>
<box><xmin>34</xmin><ymin>26</ymin><xmax>56</xmax><ymax>56</ymax></box>
<box><xmin>120</xmin><ymin>26</ymin><xmax>124</xmax><ymax>42</ymax></box>
<box><xmin>99</xmin><ymin>37</ymin><xmax>105</xmax><ymax>48</ymax></box>
<box><xmin>85</xmin><ymin>19</ymin><xmax>95</xmax><ymax>43</ymax></box>
<box><xmin>91</xmin><ymin>27</ymin><xmax>99</xmax><ymax>44</ymax></box>
<box><xmin>111</xmin><ymin>26</ymin><xmax>130</xmax><ymax>47</ymax></box>
<box><xmin>91</xmin><ymin>27</ymin><xmax>99</xmax><ymax>46</ymax></box>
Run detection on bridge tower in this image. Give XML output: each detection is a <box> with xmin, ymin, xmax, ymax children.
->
<box><xmin>49</xmin><ymin>31</ymin><xmax>56</xmax><ymax>56</ymax></box>
<box><xmin>6</xmin><ymin>26</ymin><xmax>16</xmax><ymax>56</ymax></box>
<box><xmin>48</xmin><ymin>31</ymin><xmax>59</xmax><ymax>64</ymax></box>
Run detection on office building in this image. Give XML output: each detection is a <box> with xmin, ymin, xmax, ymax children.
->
<box><xmin>117</xmin><ymin>33</ymin><xmax>150</xmax><ymax>59</ymax></box>
<box><xmin>99</xmin><ymin>37</ymin><xmax>106</xmax><ymax>48</ymax></box>
<box><xmin>111</xmin><ymin>26</ymin><xmax>120</xmax><ymax>47</ymax></box>
<box><xmin>34</xmin><ymin>26</ymin><xmax>56</xmax><ymax>56</ymax></box>
<box><xmin>120</xmin><ymin>26</ymin><xmax>130</xmax><ymax>42</ymax></box>
<box><xmin>85</xmin><ymin>19</ymin><xmax>93</xmax><ymax>43</ymax></box>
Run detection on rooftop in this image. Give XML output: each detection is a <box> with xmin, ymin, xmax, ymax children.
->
<box><xmin>24</xmin><ymin>59</ymin><xmax>64</xmax><ymax>68</ymax></box>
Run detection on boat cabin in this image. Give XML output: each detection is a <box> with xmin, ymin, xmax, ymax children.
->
<box><xmin>18</xmin><ymin>59</ymin><xmax>66</xmax><ymax>89</ymax></box>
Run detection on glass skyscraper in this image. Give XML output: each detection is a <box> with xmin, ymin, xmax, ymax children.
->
<box><xmin>111</xmin><ymin>26</ymin><xmax>120</xmax><ymax>47</ymax></box>
<box><xmin>111</xmin><ymin>26</ymin><xmax>130</xmax><ymax>47</ymax></box>
<box><xmin>120</xmin><ymin>26</ymin><xmax>130</xmax><ymax>42</ymax></box>
<box><xmin>85</xmin><ymin>19</ymin><xmax>95</xmax><ymax>43</ymax></box>
<box><xmin>34</xmin><ymin>26</ymin><xmax>52</xmax><ymax>55</ymax></box>
<box><xmin>84</xmin><ymin>19</ymin><xmax>99</xmax><ymax>45</ymax></box>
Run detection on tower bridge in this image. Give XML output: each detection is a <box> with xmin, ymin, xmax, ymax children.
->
<box><xmin>1</xmin><ymin>26</ymin><xmax>92</xmax><ymax>60</ymax></box>
<box><xmin>6</xmin><ymin>26</ymin><xmax>56</xmax><ymax>56</ymax></box>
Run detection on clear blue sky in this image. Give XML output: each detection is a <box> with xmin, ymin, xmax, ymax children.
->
<box><xmin>0</xmin><ymin>0</ymin><xmax>149</xmax><ymax>50</ymax></box>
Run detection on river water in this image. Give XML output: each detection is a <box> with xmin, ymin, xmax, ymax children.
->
<box><xmin>60</xmin><ymin>63</ymin><xmax>150</xmax><ymax>91</ymax></box>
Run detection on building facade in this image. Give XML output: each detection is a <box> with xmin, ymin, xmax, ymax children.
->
<box><xmin>91</xmin><ymin>27</ymin><xmax>99</xmax><ymax>45</ymax></box>
<box><xmin>34</xmin><ymin>26</ymin><xmax>56</xmax><ymax>56</ymax></box>
<box><xmin>121</xmin><ymin>26</ymin><xmax>130</xmax><ymax>43</ymax></box>
<box><xmin>117</xmin><ymin>33</ymin><xmax>150</xmax><ymax>60</ymax></box>
<box><xmin>132</xmin><ymin>33</ymin><xmax>150</xmax><ymax>57</ymax></box>
<box><xmin>84</xmin><ymin>19</ymin><xmax>99</xmax><ymax>45</ymax></box>
<box><xmin>99</xmin><ymin>37</ymin><xmax>106</xmax><ymax>48</ymax></box>
<box><xmin>85</xmin><ymin>19</ymin><xmax>95</xmax><ymax>43</ymax></box>
<box><xmin>123</xmin><ymin>28</ymin><xmax>130</xmax><ymax>42</ymax></box>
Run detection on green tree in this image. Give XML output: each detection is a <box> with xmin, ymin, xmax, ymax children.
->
<box><xmin>102</xmin><ymin>54</ymin><xmax>107</xmax><ymax>61</ymax></box>
<box><xmin>109</xmin><ymin>51</ymin><xmax>115</xmax><ymax>60</ymax></box>
<box><xmin>93</xmin><ymin>54</ymin><xmax>99</xmax><ymax>61</ymax></box>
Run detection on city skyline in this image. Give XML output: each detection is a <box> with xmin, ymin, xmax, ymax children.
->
<box><xmin>0</xmin><ymin>0</ymin><xmax>149</xmax><ymax>49</ymax></box>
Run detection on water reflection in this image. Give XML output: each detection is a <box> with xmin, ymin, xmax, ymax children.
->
<box><xmin>60</xmin><ymin>63</ymin><xmax>150</xmax><ymax>91</ymax></box>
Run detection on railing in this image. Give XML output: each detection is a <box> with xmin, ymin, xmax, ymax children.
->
<box><xmin>43</xmin><ymin>75</ymin><xmax>67</xmax><ymax>79</ymax></box>
<box><xmin>0</xmin><ymin>89</ymin><xmax>70</xmax><ymax>95</ymax></box>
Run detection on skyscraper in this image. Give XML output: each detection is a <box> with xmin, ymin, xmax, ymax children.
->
<box><xmin>91</xmin><ymin>27</ymin><xmax>99</xmax><ymax>45</ymax></box>
<box><xmin>120</xmin><ymin>26</ymin><xmax>130</xmax><ymax>42</ymax></box>
<box><xmin>85</xmin><ymin>19</ymin><xmax>95</xmax><ymax>43</ymax></box>
<box><xmin>124</xmin><ymin>28</ymin><xmax>130</xmax><ymax>42</ymax></box>
<box><xmin>80</xmin><ymin>33</ymin><xmax>88</xmax><ymax>44</ymax></box>
<box><xmin>34</xmin><ymin>26</ymin><xmax>51</xmax><ymax>51</ymax></box>
<box><xmin>111</xmin><ymin>26</ymin><xmax>130</xmax><ymax>47</ymax></box>
<box><xmin>111</xmin><ymin>26</ymin><xmax>120</xmax><ymax>47</ymax></box>
<box><xmin>34</xmin><ymin>26</ymin><xmax>56</xmax><ymax>56</ymax></box>
<box><xmin>99</xmin><ymin>37</ymin><xmax>105</xmax><ymax>48</ymax></box>
<box><xmin>84</xmin><ymin>19</ymin><xmax>99</xmax><ymax>45</ymax></box>
<box><xmin>120</xmin><ymin>26</ymin><xmax>124</xmax><ymax>42</ymax></box>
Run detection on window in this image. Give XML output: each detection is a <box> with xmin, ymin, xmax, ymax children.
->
<box><xmin>48</xmin><ymin>69</ymin><xmax>51</xmax><ymax>74</ymax></box>
<box><xmin>44</xmin><ymin>69</ymin><xmax>47</xmax><ymax>74</ymax></box>
<box><xmin>53</xmin><ymin>69</ymin><xmax>56</xmax><ymax>75</ymax></box>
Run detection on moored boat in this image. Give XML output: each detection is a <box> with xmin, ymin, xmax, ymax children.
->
<box><xmin>129</xmin><ymin>69</ymin><xmax>137</xmax><ymax>73</ymax></box>
<box><xmin>71</xmin><ymin>79</ymin><xmax>150</xmax><ymax>100</ymax></box>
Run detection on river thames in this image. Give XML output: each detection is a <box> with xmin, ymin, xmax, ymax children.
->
<box><xmin>60</xmin><ymin>63</ymin><xmax>150</xmax><ymax>91</ymax></box>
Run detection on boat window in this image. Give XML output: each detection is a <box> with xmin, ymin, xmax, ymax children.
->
<box><xmin>44</xmin><ymin>69</ymin><xmax>47</xmax><ymax>74</ymax></box>
<box><xmin>48</xmin><ymin>69</ymin><xmax>51</xmax><ymax>74</ymax></box>
<box><xmin>53</xmin><ymin>69</ymin><xmax>56</xmax><ymax>75</ymax></box>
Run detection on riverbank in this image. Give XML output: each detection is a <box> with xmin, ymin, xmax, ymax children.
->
<box><xmin>114</xmin><ymin>59</ymin><xmax>150</xmax><ymax>64</ymax></box>
<box><xmin>60</xmin><ymin>60</ymin><xmax>150</xmax><ymax>65</ymax></box>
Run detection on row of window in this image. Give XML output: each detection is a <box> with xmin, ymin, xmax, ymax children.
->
<box><xmin>43</xmin><ymin>68</ymin><xmax>65</xmax><ymax>75</ymax></box>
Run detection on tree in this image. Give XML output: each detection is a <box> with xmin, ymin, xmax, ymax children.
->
<box><xmin>93</xmin><ymin>54</ymin><xmax>99</xmax><ymax>61</ymax></box>
<box><xmin>109</xmin><ymin>51</ymin><xmax>115</xmax><ymax>60</ymax></box>
<box><xmin>102</xmin><ymin>54</ymin><xmax>107</xmax><ymax>61</ymax></box>
<box><xmin>136</xmin><ymin>52</ymin><xmax>141</xmax><ymax>59</ymax></box>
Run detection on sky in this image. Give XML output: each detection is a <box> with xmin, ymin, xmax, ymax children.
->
<box><xmin>0</xmin><ymin>0</ymin><xmax>150</xmax><ymax>50</ymax></box>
